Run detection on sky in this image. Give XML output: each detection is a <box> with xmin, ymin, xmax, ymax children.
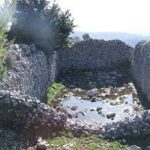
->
<box><xmin>56</xmin><ymin>0</ymin><xmax>150</xmax><ymax>35</ymax></box>
<box><xmin>0</xmin><ymin>0</ymin><xmax>4</xmax><ymax>6</ymax></box>
<box><xmin>1</xmin><ymin>0</ymin><xmax>150</xmax><ymax>35</ymax></box>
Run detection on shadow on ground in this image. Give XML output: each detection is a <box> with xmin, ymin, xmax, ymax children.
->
<box><xmin>57</xmin><ymin>68</ymin><xmax>149</xmax><ymax>109</ymax></box>
<box><xmin>57</xmin><ymin>68</ymin><xmax>132</xmax><ymax>90</ymax></box>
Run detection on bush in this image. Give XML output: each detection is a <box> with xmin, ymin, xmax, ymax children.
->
<box><xmin>82</xmin><ymin>33</ymin><xmax>90</xmax><ymax>41</ymax></box>
<box><xmin>0</xmin><ymin>1</ymin><xmax>15</xmax><ymax>78</ymax></box>
<box><xmin>8</xmin><ymin>0</ymin><xmax>74</xmax><ymax>53</ymax></box>
<box><xmin>0</xmin><ymin>25</ymin><xmax>7</xmax><ymax>78</ymax></box>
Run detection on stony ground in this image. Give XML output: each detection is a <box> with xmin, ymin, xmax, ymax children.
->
<box><xmin>44</xmin><ymin>68</ymin><xmax>150</xmax><ymax>150</ymax></box>
<box><xmin>0</xmin><ymin>129</ymin><xmax>128</xmax><ymax>150</ymax></box>
<box><xmin>0</xmin><ymin>68</ymin><xmax>149</xmax><ymax>150</ymax></box>
<box><xmin>1</xmin><ymin>129</ymin><xmax>150</xmax><ymax>150</ymax></box>
<box><xmin>51</xmin><ymin>69</ymin><xmax>143</xmax><ymax>125</ymax></box>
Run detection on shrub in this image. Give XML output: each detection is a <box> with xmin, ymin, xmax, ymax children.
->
<box><xmin>0</xmin><ymin>26</ymin><xmax>7</xmax><ymax>78</ymax></box>
<box><xmin>0</xmin><ymin>1</ymin><xmax>15</xmax><ymax>78</ymax></box>
<box><xmin>82</xmin><ymin>33</ymin><xmax>90</xmax><ymax>41</ymax></box>
<box><xmin>8</xmin><ymin>0</ymin><xmax>74</xmax><ymax>53</ymax></box>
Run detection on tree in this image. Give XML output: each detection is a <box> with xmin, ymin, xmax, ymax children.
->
<box><xmin>82</xmin><ymin>33</ymin><xmax>90</xmax><ymax>41</ymax></box>
<box><xmin>8</xmin><ymin>0</ymin><xmax>74</xmax><ymax>53</ymax></box>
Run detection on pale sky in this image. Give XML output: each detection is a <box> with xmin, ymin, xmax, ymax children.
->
<box><xmin>0</xmin><ymin>0</ymin><xmax>4</xmax><ymax>6</ymax></box>
<box><xmin>56</xmin><ymin>0</ymin><xmax>150</xmax><ymax>35</ymax></box>
<box><xmin>1</xmin><ymin>0</ymin><xmax>150</xmax><ymax>35</ymax></box>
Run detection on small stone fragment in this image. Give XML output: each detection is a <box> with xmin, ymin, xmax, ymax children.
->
<box><xmin>90</xmin><ymin>108</ymin><xmax>96</xmax><ymax>111</ymax></box>
<box><xmin>124</xmin><ymin>109</ymin><xmax>130</xmax><ymax>113</ymax></box>
<box><xmin>71</xmin><ymin>105</ymin><xmax>78</xmax><ymax>111</ymax></box>
<box><xmin>91</xmin><ymin>97</ymin><xmax>96</xmax><ymax>102</ymax></box>
<box><xmin>79</xmin><ymin>111</ymin><xmax>86</xmax><ymax>116</ymax></box>
<box><xmin>96</xmin><ymin>107</ymin><xmax>102</xmax><ymax>112</ymax></box>
<box><xmin>86</xmin><ymin>90</ymin><xmax>97</xmax><ymax>97</ymax></box>
<box><xmin>74</xmin><ymin>113</ymin><xmax>78</xmax><ymax>118</ymax></box>
<box><xmin>106</xmin><ymin>112</ymin><xmax>116</xmax><ymax>119</ymax></box>
<box><xmin>98</xmin><ymin>111</ymin><xmax>102</xmax><ymax>114</ymax></box>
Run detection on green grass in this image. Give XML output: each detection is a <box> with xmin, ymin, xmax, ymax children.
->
<box><xmin>47</xmin><ymin>82</ymin><xmax>64</xmax><ymax>104</ymax></box>
<box><xmin>46</xmin><ymin>133</ymin><xmax>128</xmax><ymax>150</ymax></box>
<box><xmin>1</xmin><ymin>130</ymin><xmax>150</xmax><ymax>150</ymax></box>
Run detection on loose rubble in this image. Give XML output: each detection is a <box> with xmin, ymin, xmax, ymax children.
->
<box><xmin>0</xmin><ymin>90</ymin><xmax>67</xmax><ymax>138</ymax></box>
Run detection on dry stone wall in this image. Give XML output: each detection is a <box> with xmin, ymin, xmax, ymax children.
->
<box><xmin>0</xmin><ymin>40</ymin><xmax>133</xmax><ymax>101</ymax></box>
<box><xmin>132</xmin><ymin>41</ymin><xmax>150</xmax><ymax>102</ymax></box>
<box><xmin>58</xmin><ymin>40</ymin><xmax>133</xmax><ymax>71</ymax></box>
<box><xmin>0</xmin><ymin>44</ymin><xmax>59</xmax><ymax>100</ymax></box>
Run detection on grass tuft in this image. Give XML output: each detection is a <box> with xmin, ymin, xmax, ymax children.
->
<box><xmin>47</xmin><ymin>82</ymin><xmax>64</xmax><ymax>104</ymax></box>
<box><xmin>46</xmin><ymin>133</ymin><xmax>128</xmax><ymax>150</ymax></box>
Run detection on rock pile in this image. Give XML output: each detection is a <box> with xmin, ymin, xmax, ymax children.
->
<box><xmin>0</xmin><ymin>91</ymin><xmax>67</xmax><ymax>137</ymax></box>
<box><xmin>66</xmin><ymin>109</ymin><xmax>150</xmax><ymax>139</ymax></box>
<box><xmin>101</xmin><ymin>111</ymin><xmax>150</xmax><ymax>138</ymax></box>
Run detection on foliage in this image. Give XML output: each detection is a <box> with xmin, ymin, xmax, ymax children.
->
<box><xmin>82</xmin><ymin>33</ymin><xmax>90</xmax><ymax>41</ymax></box>
<box><xmin>0</xmin><ymin>27</ymin><xmax>7</xmax><ymax>78</ymax></box>
<box><xmin>8</xmin><ymin>0</ymin><xmax>74</xmax><ymax>53</ymax></box>
<box><xmin>47</xmin><ymin>82</ymin><xmax>64</xmax><ymax>104</ymax></box>
<box><xmin>0</xmin><ymin>0</ymin><xmax>15</xmax><ymax>78</ymax></box>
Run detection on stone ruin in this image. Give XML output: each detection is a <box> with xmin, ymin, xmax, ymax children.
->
<box><xmin>0</xmin><ymin>39</ymin><xmax>150</xmax><ymax>139</ymax></box>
